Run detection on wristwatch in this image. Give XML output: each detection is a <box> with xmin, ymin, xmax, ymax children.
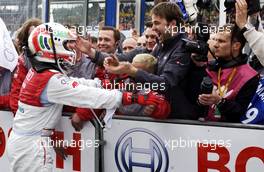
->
<box><xmin>240</xmin><ymin>23</ymin><xmax>254</xmax><ymax>34</ymax></box>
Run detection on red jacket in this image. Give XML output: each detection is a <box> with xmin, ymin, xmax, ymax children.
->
<box><xmin>76</xmin><ymin>108</ymin><xmax>103</xmax><ymax>121</ymax></box>
<box><xmin>19</xmin><ymin>68</ymin><xmax>56</xmax><ymax>106</ymax></box>
<box><xmin>0</xmin><ymin>94</ymin><xmax>10</xmax><ymax>109</ymax></box>
<box><xmin>9</xmin><ymin>55</ymin><xmax>29</xmax><ymax>114</ymax></box>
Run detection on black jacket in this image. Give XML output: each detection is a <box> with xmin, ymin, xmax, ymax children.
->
<box><xmin>135</xmin><ymin>34</ymin><xmax>198</xmax><ymax>119</ymax></box>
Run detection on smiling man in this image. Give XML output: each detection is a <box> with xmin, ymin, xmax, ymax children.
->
<box><xmin>103</xmin><ymin>2</ymin><xmax>198</xmax><ymax>119</ymax></box>
<box><xmin>144</xmin><ymin>27</ymin><xmax>158</xmax><ymax>52</ymax></box>
<box><xmin>97</xmin><ymin>26</ymin><xmax>121</xmax><ymax>54</ymax></box>
<box><xmin>71</xmin><ymin>2</ymin><xmax>198</xmax><ymax>119</ymax></box>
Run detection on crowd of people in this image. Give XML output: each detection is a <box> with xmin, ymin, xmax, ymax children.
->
<box><xmin>1</xmin><ymin>0</ymin><xmax>264</xmax><ymax>171</ymax></box>
<box><xmin>0</xmin><ymin>0</ymin><xmax>263</xmax><ymax>125</ymax></box>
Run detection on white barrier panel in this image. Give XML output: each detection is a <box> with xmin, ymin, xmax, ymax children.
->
<box><xmin>0</xmin><ymin>111</ymin><xmax>13</xmax><ymax>172</ymax></box>
<box><xmin>0</xmin><ymin>111</ymin><xmax>96</xmax><ymax>172</ymax></box>
<box><xmin>104</xmin><ymin>119</ymin><xmax>264</xmax><ymax>172</ymax></box>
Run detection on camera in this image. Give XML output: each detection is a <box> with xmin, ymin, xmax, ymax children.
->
<box><xmin>224</xmin><ymin>0</ymin><xmax>260</xmax><ymax>15</ymax></box>
<box><xmin>182</xmin><ymin>23</ymin><xmax>210</xmax><ymax>62</ymax></box>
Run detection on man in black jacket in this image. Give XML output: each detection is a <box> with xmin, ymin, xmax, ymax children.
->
<box><xmin>71</xmin><ymin>2</ymin><xmax>198</xmax><ymax>119</ymax></box>
<box><xmin>198</xmin><ymin>24</ymin><xmax>259</xmax><ymax>122</ymax></box>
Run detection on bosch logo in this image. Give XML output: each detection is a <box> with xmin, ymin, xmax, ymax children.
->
<box><xmin>115</xmin><ymin>128</ymin><xmax>169</xmax><ymax>172</ymax></box>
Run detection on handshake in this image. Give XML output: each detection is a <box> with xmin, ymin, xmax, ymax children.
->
<box><xmin>89</xmin><ymin>74</ymin><xmax>166</xmax><ymax>108</ymax></box>
<box><xmin>71</xmin><ymin>91</ymin><xmax>171</xmax><ymax>131</ymax></box>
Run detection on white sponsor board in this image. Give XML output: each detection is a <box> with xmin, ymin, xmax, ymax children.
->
<box><xmin>104</xmin><ymin>119</ymin><xmax>264</xmax><ymax>172</ymax></box>
<box><xmin>0</xmin><ymin>111</ymin><xmax>96</xmax><ymax>172</ymax></box>
<box><xmin>0</xmin><ymin>111</ymin><xmax>13</xmax><ymax>172</ymax></box>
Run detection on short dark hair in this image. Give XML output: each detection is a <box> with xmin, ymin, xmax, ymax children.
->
<box><xmin>151</xmin><ymin>2</ymin><xmax>183</xmax><ymax>25</ymax></box>
<box><xmin>231</xmin><ymin>25</ymin><xmax>246</xmax><ymax>49</ymax></box>
<box><xmin>100</xmin><ymin>26</ymin><xmax>121</xmax><ymax>43</ymax></box>
<box><xmin>221</xmin><ymin>24</ymin><xmax>246</xmax><ymax>51</ymax></box>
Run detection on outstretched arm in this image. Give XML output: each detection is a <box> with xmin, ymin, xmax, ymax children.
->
<box><xmin>46</xmin><ymin>74</ymin><xmax>122</xmax><ymax>109</ymax></box>
<box><xmin>236</xmin><ymin>0</ymin><xmax>264</xmax><ymax>66</ymax></box>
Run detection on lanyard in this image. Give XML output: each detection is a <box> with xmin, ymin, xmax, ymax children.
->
<box><xmin>217</xmin><ymin>67</ymin><xmax>237</xmax><ymax>97</ymax></box>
